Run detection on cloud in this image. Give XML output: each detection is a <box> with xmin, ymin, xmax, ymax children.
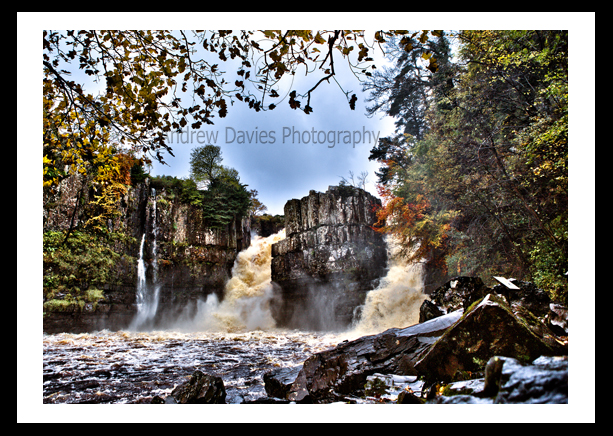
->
<box><xmin>151</xmin><ymin>67</ymin><xmax>395</xmax><ymax>215</ymax></box>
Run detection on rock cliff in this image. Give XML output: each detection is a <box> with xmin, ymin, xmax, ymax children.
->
<box><xmin>270</xmin><ymin>186</ymin><xmax>388</xmax><ymax>330</ymax></box>
<box><xmin>43</xmin><ymin>175</ymin><xmax>250</xmax><ymax>333</ymax></box>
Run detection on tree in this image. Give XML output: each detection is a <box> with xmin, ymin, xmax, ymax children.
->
<box><xmin>189</xmin><ymin>144</ymin><xmax>223</xmax><ymax>185</ymax></box>
<box><xmin>42</xmin><ymin>29</ymin><xmax>441</xmax><ymax>240</ymax></box>
<box><xmin>43</xmin><ymin>30</ymin><xmax>440</xmax><ymax>172</ymax></box>
<box><xmin>363</xmin><ymin>31</ymin><xmax>455</xmax><ymax>185</ymax></box>
<box><xmin>248</xmin><ymin>189</ymin><xmax>268</xmax><ymax>216</ymax></box>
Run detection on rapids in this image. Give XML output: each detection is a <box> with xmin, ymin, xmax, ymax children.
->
<box><xmin>42</xmin><ymin>229</ymin><xmax>428</xmax><ymax>404</ymax></box>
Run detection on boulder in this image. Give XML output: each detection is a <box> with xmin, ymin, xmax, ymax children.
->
<box><xmin>429</xmin><ymin>355</ymin><xmax>568</xmax><ymax>404</ymax></box>
<box><xmin>419</xmin><ymin>299</ymin><xmax>444</xmax><ymax>323</ymax></box>
<box><xmin>492</xmin><ymin>279</ymin><xmax>551</xmax><ymax>318</ymax></box>
<box><xmin>414</xmin><ymin>293</ymin><xmax>564</xmax><ymax>383</ymax></box>
<box><xmin>427</xmin><ymin>276</ymin><xmax>489</xmax><ymax>314</ymax></box>
<box><xmin>493</xmin><ymin>355</ymin><xmax>568</xmax><ymax>404</ymax></box>
<box><xmin>284</xmin><ymin>310</ymin><xmax>463</xmax><ymax>403</ymax></box>
<box><xmin>548</xmin><ymin>303</ymin><xmax>568</xmax><ymax>335</ymax></box>
<box><xmin>170</xmin><ymin>371</ymin><xmax>226</xmax><ymax>404</ymax></box>
<box><xmin>263</xmin><ymin>366</ymin><xmax>302</xmax><ymax>400</ymax></box>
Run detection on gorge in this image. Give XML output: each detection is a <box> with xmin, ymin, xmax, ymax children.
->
<box><xmin>42</xmin><ymin>177</ymin><xmax>568</xmax><ymax>406</ymax></box>
<box><xmin>43</xmin><ymin>179</ymin><xmax>401</xmax><ymax>334</ymax></box>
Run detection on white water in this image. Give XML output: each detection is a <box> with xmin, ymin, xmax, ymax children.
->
<box><xmin>351</xmin><ymin>236</ymin><xmax>429</xmax><ymax>336</ymax></box>
<box><xmin>152</xmin><ymin>228</ymin><xmax>427</xmax><ymax>336</ymax></box>
<box><xmin>130</xmin><ymin>192</ymin><xmax>160</xmax><ymax>330</ymax></box>
<box><xmin>176</xmin><ymin>229</ymin><xmax>286</xmax><ymax>333</ymax></box>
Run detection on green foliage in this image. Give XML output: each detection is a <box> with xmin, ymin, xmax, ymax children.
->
<box><xmin>336</xmin><ymin>179</ymin><xmax>362</xmax><ymax>198</ymax></box>
<box><xmin>130</xmin><ymin>160</ymin><xmax>150</xmax><ymax>186</ymax></box>
<box><xmin>150</xmin><ymin>171</ymin><xmax>251</xmax><ymax>229</ymax></box>
<box><xmin>151</xmin><ymin>175</ymin><xmax>203</xmax><ymax>207</ymax></box>
<box><xmin>189</xmin><ymin>144</ymin><xmax>223</xmax><ymax>184</ymax></box>
<box><xmin>43</xmin><ymin>230</ymin><xmax>134</xmax><ymax>313</ymax></box>
<box><xmin>528</xmin><ymin>216</ymin><xmax>568</xmax><ymax>304</ymax></box>
<box><xmin>202</xmin><ymin>176</ymin><xmax>251</xmax><ymax>228</ymax></box>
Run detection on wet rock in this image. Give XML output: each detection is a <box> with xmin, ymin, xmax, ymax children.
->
<box><xmin>271</xmin><ymin>186</ymin><xmax>388</xmax><ymax>329</ymax></box>
<box><xmin>494</xmin><ymin>355</ymin><xmax>568</xmax><ymax>404</ymax></box>
<box><xmin>431</xmin><ymin>355</ymin><xmax>568</xmax><ymax>404</ymax></box>
<box><xmin>241</xmin><ymin>397</ymin><xmax>291</xmax><ymax>404</ymax></box>
<box><xmin>170</xmin><ymin>371</ymin><xmax>226</xmax><ymax>404</ymax></box>
<box><xmin>263</xmin><ymin>365</ymin><xmax>302</xmax><ymax>399</ymax></box>
<box><xmin>419</xmin><ymin>299</ymin><xmax>444</xmax><ymax>323</ymax></box>
<box><xmin>427</xmin><ymin>276</ymin><xmax>489</xmax><ymax>314</ymax></box>
<box><xmin>363</xmin><ymin>373</ymin><xmax>424</xmax><ymax>403</ymax></box>
<box><xmin>414</xmin><ymin>294</ymin><xmax>561</xmax><ymax>383</ymax></box>
<box><xmin>482</xmin><ymin>356</ymin><xmax>505</xmax><ymax>397</ymax></box>
<box><xmin>492</xmin><ymin>279</ymin><xmax>551</xmax><ymax>318</ymax></box>
<box><xmin>397</xmin><ymin>390</ymin><xmax>424</xmax><ymax>404</ymax></box>
<box><xmin>548</xmin><ymin>303</ymin><xmax>568</xmax><ymax>336</ymax></box>
<box><xmin>285</xmin><ymin>310</ymin><xmax>463</xmax><ymax>403</ymax></box>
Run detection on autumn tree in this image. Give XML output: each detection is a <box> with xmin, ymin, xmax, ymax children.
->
<box><xmin>43</xmin><ymin>30</ymin><xmax>439</xmax><ymax>180</ymax></box>
<box><xmin>43</xmin><ymin>30</ymin><xmax>441</xmax><ymax>235</ymax></box>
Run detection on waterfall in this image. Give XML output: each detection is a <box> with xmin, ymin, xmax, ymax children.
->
<box><xmin>130</xmin><ymin>190</ymin><xmax>160</xmax><ymax>331</ymax></box>
<box><xmin>187</xmin><ymin>229</ymin><xmax>286</xmax><ymax>333</ymax></box>
<box><xmin>350</xmin><ymin>236</ymin><xmax>428</xmax><ymax>336</ymax></box>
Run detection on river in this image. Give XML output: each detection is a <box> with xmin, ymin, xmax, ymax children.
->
<box><xmin>42</xmin><ymin>230</ymin><xmax>427</xmax><ymax>404</ymax></box>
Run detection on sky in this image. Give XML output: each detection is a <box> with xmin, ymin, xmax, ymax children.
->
<box><xmin>148</xmin><ymin>42</ymin><xmax>396</xmax><ymax>216</ymax></box>
<box><xmin>32</xmin><ymin>13</ymin><xmax>594</xmax><ymax>218</ymax></box>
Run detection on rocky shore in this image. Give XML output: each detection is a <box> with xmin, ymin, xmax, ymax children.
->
<box><xmin>154</xmin><ymin>276</ymin><xmax>568</xmax><ymax>404</ymax></box>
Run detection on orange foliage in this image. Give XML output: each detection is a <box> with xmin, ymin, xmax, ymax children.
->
<box><xmin>372</xmin><ymin>183</ymin><xmax>451</xmax><ymax>265</ymax></box>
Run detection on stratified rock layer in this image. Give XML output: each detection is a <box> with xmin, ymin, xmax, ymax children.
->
<box><xmin>270</xmin><ymin>186</ymin><xmax>388</xmax><ymax>330</ymax></box>
<box><xmin>43</xmin><ymin>176</ymin><xmax>251</xmax><ymax>333</ymax></box>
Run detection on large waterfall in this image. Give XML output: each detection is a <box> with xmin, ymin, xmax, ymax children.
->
<box><xmin>177</xmin><ymin>229</ymin><xmax>286</xmax><ymax>332</ymax></box>
<box><xmin>43</xmin><ymin>227</ymin><xmax>430</xmax><ymax>404</ymax></box>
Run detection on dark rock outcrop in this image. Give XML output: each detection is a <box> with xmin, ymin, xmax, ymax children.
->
<box><xmin>270</xmin><ymin>186</ymin><xmax>388</xmax><ymax>330</ymax></box>
<box><xmin>263</xmin><ymin>366</ymin><xmax>302</xmax><ymax>399</ymax></box>
<box><xmin>414</xmin><ymin>293</ymin><xmax>565</xmax><ymax>383</ymax></box>
<box><xmin>170</xmin><ymin>371</ymin><xmax>226</xmax><ymax>404</ymax></box>
<box><xmin>283</xmin><ymin>311</ymin><xmax>463</xmax><ymax>403</ymax></box>
<box><xmin>431</xmin><ymin>355</ymin><xmax>568</xmax><ymax>404</ymax></box>
<box><xmin>428</xmin><ymin>276</ymin><xmax>489</xmax><ymax>314</ymax></box>
<box><xmin>264</xmin><ymin>281</ymin><xmax>567</xmax><ymax>403</ymax></box>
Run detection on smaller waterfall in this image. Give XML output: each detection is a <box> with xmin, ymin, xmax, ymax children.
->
<box><xmin>350</xmin><ymin>236</ymin><xmax>428</xmax><ymax>336</ymax></box>
<box><xmin>130</xmin><ymin>190</ymin><xmax>160</xmax><ymax>331</ymax></box>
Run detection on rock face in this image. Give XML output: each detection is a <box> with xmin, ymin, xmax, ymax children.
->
<box><xmin>43</xmin><ymin>176</ymin><xmax>251</xmax><ymax>333</ymax></box>
<box><xmin>270</xmin><ymin>186</ymin><xmax>388</xmax><ymax>330</ymax></box>
<box><xmin>147</xmin><ymin>186</ymin><xmax>251</xmax><ymax>327</ymax></box>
